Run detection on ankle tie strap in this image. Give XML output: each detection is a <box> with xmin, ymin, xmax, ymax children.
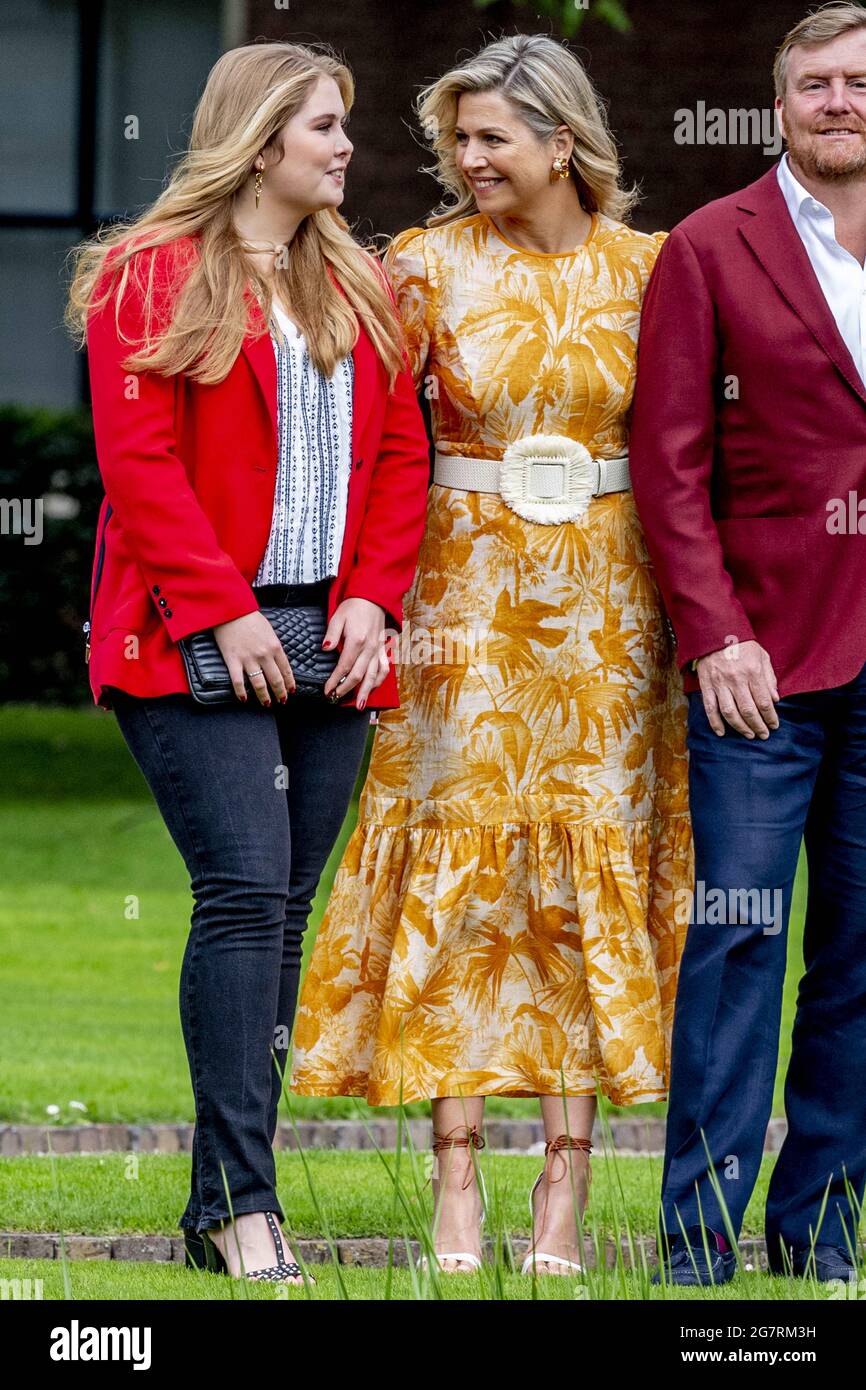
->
<box><xmin>544</xmin><ymin>1134</ymin><xmax>593</xmax><ymax>1187</ymax></box>
<box><xmin>430</xmin><ymin>1124</ymin><xmax>486</xmax><ymax>1191</ymax></box>
<box><xmin>528</xmin><ymin>1134</ymin><xmax>593</xmax><ymax>1252</ymax></box>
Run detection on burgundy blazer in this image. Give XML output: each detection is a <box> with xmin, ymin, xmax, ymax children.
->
<box><xmin>629</xmin><ymin>162</ymin><xmax>866</xmax><ymax>698</ymax></box>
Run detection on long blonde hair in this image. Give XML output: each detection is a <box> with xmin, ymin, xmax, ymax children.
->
<box><xmin>415</xmin><ymin>33</ymin><xmax>637</xmax><ymax>227</ymax></box>
<box><xmin>65</xmin><ymin>41</ymin><xmax>405</xmax><ymax>385</ymax></box>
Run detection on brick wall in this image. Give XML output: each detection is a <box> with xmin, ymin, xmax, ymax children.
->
<box><xmin>245</xmin><ymin>0</ymin><xmax>827</xmax><ymax>235</ymax></box>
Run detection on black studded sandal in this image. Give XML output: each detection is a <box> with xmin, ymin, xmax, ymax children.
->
<box><xmin>187</xmin><ymin>1212</ymin><xmax>314</xmax><ymax>1284</ymax></box>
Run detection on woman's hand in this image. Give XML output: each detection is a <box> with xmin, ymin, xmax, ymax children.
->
<box><xmin>212</xmin><ymin>611</ymin><xmax>296</xmax><ymax>705</ymax></box>
<box><xmin>322</xmin><ymin>598</ymin><xmax>390</xmax><ymax>710</ymax></box>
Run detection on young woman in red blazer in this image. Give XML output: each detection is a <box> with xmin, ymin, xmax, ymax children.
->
<box><xmin>65</xmin><ymin>41</ymin><xmax>429</xmax><ymax>1284</ymax></box>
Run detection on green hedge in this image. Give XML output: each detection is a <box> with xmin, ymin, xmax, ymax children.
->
<box><xmin>0</xmin><ymin>404</ymin><xmax>103</xmax><ymax>705</ymax></box>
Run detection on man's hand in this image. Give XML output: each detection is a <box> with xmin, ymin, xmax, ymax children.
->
<box><xmin>322</xmin><ymin>597</ymin><xmax>389</xmax><ymax>710</ymax></box>
<box><xmin>696</xmin><ymin>639</ymin><xmax>780</xmax><ymax>738</ymax></box>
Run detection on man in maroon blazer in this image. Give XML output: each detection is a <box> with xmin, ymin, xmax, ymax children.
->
<box><xmin>630</xmin><ymin>5</ymin><xmax>866</xmax><ymax>1286</ymax></box>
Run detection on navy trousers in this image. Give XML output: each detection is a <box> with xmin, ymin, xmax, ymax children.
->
<box><xmin>659</xmin><ymin>661</ymin><xmax>866</xmax><ymax>1259</ymax></box>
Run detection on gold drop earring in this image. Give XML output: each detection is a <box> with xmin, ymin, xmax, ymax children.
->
<box><xmin>254</xmin><ymin>164</ymin><xmax>264</xmax><ymax>209</ymax></box>
<box><xmin>551</xmin><ymin>155</ymin><xmax>570</xmax><ymax>181</ymax></box>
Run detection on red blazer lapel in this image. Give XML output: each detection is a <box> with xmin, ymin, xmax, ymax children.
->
<box><xmin>240</xmin><ymin>285</ymin><xmax>278</xmax><ymax>441</ymax></box>
<box><xmin>240</xmin><ymin>278</ymin><xmax>378</xmax><ymax>459</ymax></box>
<box><xmin>349</xmin><ymin>316</ymin><xmax>378</xmax><ymax>449</ymax></box>
<box><xmin>736</xmin><ymin>165</ymin><xmax>866</xmax><ymax>411</ymax></box>
<box><xmin>327</xmin><ymin>263</ymin><xmax>378</xmax><ymax>448</ymax></box>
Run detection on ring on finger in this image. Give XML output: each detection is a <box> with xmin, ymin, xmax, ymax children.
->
<box><xmin>248</xmin><ymin>667</ymin><xmax>263</xmax><ymax>678</ymax></box>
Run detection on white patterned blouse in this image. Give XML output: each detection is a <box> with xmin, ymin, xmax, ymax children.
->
<box><xmin>253</xmin><ymin>298</ymin><xmax>354</xmax><ymax>586</ymax></box>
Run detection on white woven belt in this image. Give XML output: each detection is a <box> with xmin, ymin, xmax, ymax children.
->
<box><xmin>433</xmin><ymin>434</ymin><xmax>630</xmax><ymax>525</ymax></box>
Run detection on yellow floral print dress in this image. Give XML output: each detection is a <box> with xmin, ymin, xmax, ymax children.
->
<box><xmin>291</xmin><ymin>211</ymin><xmax>692</xmax><ymax>1106</ymax></box>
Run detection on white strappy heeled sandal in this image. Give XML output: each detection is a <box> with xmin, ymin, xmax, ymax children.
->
<box><xmin>419</xmin><ymin>1123</ymin><xmax>488</xmax><ymax>1275</ymax></box>
<box><xmin>520</xmin><ymin>1134</ymin><xmax>593</xmax><ymax>1277</ymax></box>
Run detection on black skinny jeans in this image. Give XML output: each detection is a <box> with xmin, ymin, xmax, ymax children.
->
<box><xmin>109</xmin><ymin>585</ymin><xmax>371</xmax><ymax>1234</ymax></box>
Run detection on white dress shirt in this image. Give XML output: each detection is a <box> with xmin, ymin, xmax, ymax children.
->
<box><xmin>253</xmin><ymin>299</ymin><xmax>354</xmax><ymax>586</ymax></box>
<box><xmin>777</xmin><ymin>151</ymin><xmax>866</xmax><ymax>385</ymax></box>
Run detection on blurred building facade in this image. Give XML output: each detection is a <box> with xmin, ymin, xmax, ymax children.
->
<box><xmin>1</xmin><ymin>0</ymin><xmax>825</xmax><ymax>409</ymax></box>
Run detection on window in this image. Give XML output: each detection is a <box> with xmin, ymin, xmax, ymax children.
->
<box><xmin>0</xmin><ymin>0</ymin><xmax>240</xmax><ymax>407</ymax></box>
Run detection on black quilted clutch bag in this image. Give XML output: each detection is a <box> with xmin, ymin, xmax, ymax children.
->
<box><xmin>178</xmin><ymin>604</ymin><xmax>341</xmax><ymax>705</ymax></box>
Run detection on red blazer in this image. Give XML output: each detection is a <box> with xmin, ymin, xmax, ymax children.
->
<box><xmin>84</xmin><ymin>234</ymin><xmax>430</xmax><ymax>710</ymax></box>
<box><xmin>629</xmin><ymin>163</ymin><xmax>866</xmax><ymax>699</ymax></box>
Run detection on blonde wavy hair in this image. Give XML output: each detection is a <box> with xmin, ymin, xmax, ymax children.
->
<box><xmin>415</xmin><ymin>32</ymin><xmax>637</xmax><ymax>227</ymax></box>
<box><xmin>65</xmin><ymin>41</ymin><xmax>405</xmax><ymax>385</ymax></box>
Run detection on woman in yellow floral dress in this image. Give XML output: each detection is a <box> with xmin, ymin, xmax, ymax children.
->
<box><xmin>292</xmin><ymin>34</ymin><xmax>692</xmax><ymax>1274</ymax></box>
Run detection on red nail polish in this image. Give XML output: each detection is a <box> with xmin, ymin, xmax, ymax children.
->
<box><xmin>239</xmin><ymin>695</ymin><xmax>248</xmax><ymax>703</ymax></box>
<box><xmin>279</xmin><ymin>695</ymin><xmax>288</xmax><ymax>704</ymax></box>
<box><xmin>322</xmin><ymin>640</ymin><xmax>332</xmax><ymax>649</ymax></box>
<box><xmin>263</xmin><ymin>699</ymin><xmax>271</xmax><ymax>708</ymax></box>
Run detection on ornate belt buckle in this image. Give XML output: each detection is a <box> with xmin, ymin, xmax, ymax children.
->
<box><xmin>498</xmin><ymin>434</ymin><xmax>599</xmax><ymax>525</ymax></box>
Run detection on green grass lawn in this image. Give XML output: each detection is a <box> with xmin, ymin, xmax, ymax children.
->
<box><xmin>0</xmin><ymin>1150</ymin><xmax>773</xmax><ymax>1238</ymax></box>
<box><xmin>0</xmin><ymin>706</ymin><xmax>842</xmax><ymax>1303</ymax></box>
<box><xmin>0</xmin><ymin>1260</ymin><xmax>828</xmax><ymax>1301</ymax></box>
<box><xmin>1</xmin><ymin>704</ymin><xmax>807</xmax><ymax>1126</ymax></box>
<box><xmin>2</xmin><ymin>1150</ymin><xmax>858</xmax><ymax>1302</ymax></box>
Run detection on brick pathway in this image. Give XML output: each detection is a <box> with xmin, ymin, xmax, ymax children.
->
<box><xmin>0</xmin><ymin>1117</ymin><xmax>789</xmax><ymax>1157</ymax></box>
<box><xmin>0</xmin><ymin>1230</ymin><xmax>777</xmax><ymax>1270</ymax></box>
